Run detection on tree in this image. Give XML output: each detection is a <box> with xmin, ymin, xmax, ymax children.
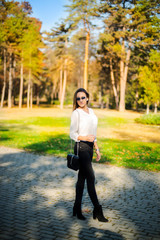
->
<box><xmin>97</xmin><ymin>38</ymin><xmax>120</xmax><ymax>109</ymax></box>
<box><xmin>99</xmin><ymin>0</ymin><xmax>160</xmax><ymax>111</ymax></box>
<box><xmin>0</xmin><ymin>0</ymin><xmax>15</xmax><ymax>108</ymax></box>
<box><xmin>47</xmin><ymin>22</ymin><xmax>75</xmax><ymax>109</ymax></box>
<box><xmin>20</xmin><ymin>18</ymin><xmax>43</xmax><ymax>108</ymax></box>
<box><xmin>0</xmin><ymin>0</ymin><xmax>8</xmax><ymax>108</ymax></box>
<box><xmin>0</xmin><ymin>0</ymin><xmax>33</xmax><ymax>108</ymax></box>
<box><xmin>17</xmin><ymin>2</ymin><xmax>32</xmax><ymax>108</ymax></box>
<box><xmin>65</xmin><ymin>0</ymin><xmax>98</xmax><ymax>90</ymax></box>
<box><xmin>138</xmin><ymin>50</ymin><xmax>160</xmax><ymax>114</ymax></box>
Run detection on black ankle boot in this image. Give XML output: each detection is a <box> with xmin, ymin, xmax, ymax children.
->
<box><xmin>93</xmin><ymin>205</ymin><xmax>108</xmax><ymax>222</ymax></box>
<box><xmin>73</xmin><ymin>205</ymin><xmax>86</xmax><ymax>220</ymax></box>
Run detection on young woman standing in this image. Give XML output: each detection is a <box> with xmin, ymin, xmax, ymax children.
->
<box><xmin>70</xmin><ymin>88</ymin><xmax>108</xmax><ymax>222</ymax></box>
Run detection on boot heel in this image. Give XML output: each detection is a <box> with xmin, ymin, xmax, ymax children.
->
<box><xmin>73</xmin><ymin>206</ymin><xmax>86</xmax><ymax>220</ymax></box>
<box><xmin>93</xmin><ymin>211</ymin><xmax>96</xmax><ymax>219</ymax></box>
<box><xmin>93</xmin><ymin>205</ymin><xmax>108</xmax><ymax>222</ymax></box>
<box><xmin>73</xmin><ymin>206</ymin><xmax>76</xmax><ymax>216</ymax></box>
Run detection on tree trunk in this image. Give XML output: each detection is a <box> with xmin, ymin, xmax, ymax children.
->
<box><xmin>123</xmin><ymin>45</ymin><xmax>131</xmax><ymax>84</ymax></box>
<box><xmin>59</xmin><ymin>67</ymin><xmax>63</xmax><ymax>101</ymax></box>
<box><xmin>83</xmin><ymin>32</ymin><xmax>90</xmax><ymax>90</ymax></box>
<box><xmin>36</xmin><ymin>86</ymin><xmax>40</xmax><ymax>106</ymax></box>
<box><xmin>119</xmin><ymin>39</ymin><xmax>131</xmax><ymax>112</ymax></box>
<box><xmin>154</xmin><ymin>103</ymin><xmax>157</xmax><ymax>113</ymax></box>
<box><xmin>77</xmin><ymin>67</ymin><xmax>82</xmax><ymax>88</ymax></box>
<box><xmin>8</xmin><ymin>52</ymin><xmax>12</xmax><ymax>108</ymax></box>
<box><xmin>119</xmin><ymin>58</ymin><xmax>125</xmax><ymax>112</ymax></box>
<box><xmin>99</xmin><ymin>91</ymin><xmax>102</xmax><ymax>108</ymax></box>
<box><xmin>135</xmin><ymin>89</ymin><xmax>139</xmax><ymax>111</ymax></box>
<box><xmin>12</xmin><ymin>57</ymin><xmax>16</xmax><ymax>106</ymax></box>
<box><xmin>19</xmin><ymin>59</ymin><xmax>23</xmax><ymax>108</ymax></box>
<box><xmin>51</xmin><ymin>84</ymin><xmax>54</xmax><ymax>104</ymax></box>
<box><xmin>30</xmin><ymin>79</ymin><xmax>33</xmax><ymax>109</ymax></box>
<box><xmin>54</xmin><ymin>78</ymin><xmax>58</xmax><ymax>99</ymax></box>
<box><xmin>60</xmin><ymin>59</ymin><xmax>67</xmax><ymax>109</ymax></box>
<box><xmin>27</xmin><ymin>68</ymin><xmax>31</xmax><ymax>109</ymax></box>
<box><xmin>1</xmin><ymin>49</ymin><xmax>7</xmax><ymax>108</ymax></box>
<box><xmin>100</xmin><ymin>81</ymin><xmax>104</xmax><ymax>109</ymax></box>
<box><xmin>106</xmin><ymin>91</ymin><xmax>109</xmax><ymax>109</ymax></box>
<box><xmin>146</xmin><ymin>103</ymin><xmax>150</xmax><ymax>114</ymax></box>
<box><xmin>109</xmin><ymin>58</ymin><xmax>119</xmax><ymax>110</ymax></box>
<box><xmin>51</xmin><ymin>83</ymin><xmax>56</xmax><ymax>104</ymax></box>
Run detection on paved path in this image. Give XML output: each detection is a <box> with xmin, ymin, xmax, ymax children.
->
<box><xmin>0</xmin><ymin>146</ymin><xmax>160</xmax><ymax>240</ymax></box>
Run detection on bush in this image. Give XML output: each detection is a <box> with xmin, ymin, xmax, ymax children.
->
<box><xmin>135</xmin><ymin>113</ymin><xmax>160</xmax><ymax>125</ymax></box>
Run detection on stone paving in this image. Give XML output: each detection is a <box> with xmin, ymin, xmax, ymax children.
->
<box><xmin>0</xmin><ymin>146</ymin><xmax>160</xmax><ymax>240</ymax></box>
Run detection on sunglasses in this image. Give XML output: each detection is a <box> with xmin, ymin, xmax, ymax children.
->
<box><xmin>76</xmin><ymin>96</ymin><xmax>86</xmax><ymax>101</ymax></box>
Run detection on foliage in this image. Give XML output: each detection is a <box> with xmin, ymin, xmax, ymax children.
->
<box><xmin>98</xmin><ymin>0</ymin><xmax>160</xmax><ymax>111</ymax></box>
<box><xmin>19</xmin><ymin>18</ymin><xmax>44</xmax><ymax>73</ymax></box>
<box><xmin>0</xmin><ymin>0</ymin><xmax>160</xmax><ymax>110</ymax></box>
<box><xmin>65</xmin><ymin>0</ymin><xmax>98</xmax><ymax>31</ymax></box>
<box><xmin>135</xmin><ymin>114</ymin><xmax>160</xmax><ymax>125</ymax></box>
<box><xmin>138</xmin><ymin>50</ymin><xmax>160</xmax><ymax>106</ymax></box>
<box><xmin>0</xmin><ymin>0</ymin><xmax>45</xmax><ymax>107</ymax></box>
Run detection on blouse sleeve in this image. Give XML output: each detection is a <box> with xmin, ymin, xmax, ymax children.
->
<box><xmin>70</xmin><ymin>110</ymin><xmax>80</xmax><ymax>142</ymax></box>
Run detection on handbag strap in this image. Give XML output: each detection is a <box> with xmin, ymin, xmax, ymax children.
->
<box><xmin>71</xmin><ymin>109</ymin><xmax>80</xmax><ymax>156</ymax></box>
<box><xmin>71</xmin><ymin>139</ymin><xmax>79</xmax><ymax>156</ymax></box>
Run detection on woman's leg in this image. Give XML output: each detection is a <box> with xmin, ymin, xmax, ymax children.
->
<box><xmin>74</xmin><ymin>143</ymin><xmax>85</xmax><ymax>208</ymax></box>
<box><xmin>86</xmin><ymin>162</ymin><xmax>99</xmax><ymax>208</ymax></box>
<box><xmin>73</xmin><ymin>158</ymin><xmax>86</xmax><ymax>220</ymax></box>
<box><xmin>80</xmin><ymin>149</ymin><xmax>108</xmax><ymax>222</ymax></box>
<box><xmin>74</xmin><ymin>169</ymin><xmax>85</xmax><ymax>207</ymax></box>
<box><xmin>79</xmin><ymin>150</ymin><xmax>100</xmax><ymax>208</ymax></box>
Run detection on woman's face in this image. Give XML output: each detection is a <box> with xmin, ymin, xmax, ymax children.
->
<box><xmin>76</xmin><ymin>91</ymin><xmax>88</xmax><ymax>108</ymax></box>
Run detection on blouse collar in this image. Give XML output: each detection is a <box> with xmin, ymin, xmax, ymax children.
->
<box><xmin>77</xmin><ymin>108</ymin><xmax>90</xmax><ymax>115</ymax></box>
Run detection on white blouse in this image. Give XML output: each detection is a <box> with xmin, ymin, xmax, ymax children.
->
<box><xmin>70</xmin><ymin>108</ymin><xmax>98</xmax><ymax>142</ymax></box>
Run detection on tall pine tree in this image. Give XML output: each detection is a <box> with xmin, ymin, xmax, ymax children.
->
<box><xmin>99</xmin><ymin>0</ymin><xmax>160</xmax><ymax>111</ymax></box>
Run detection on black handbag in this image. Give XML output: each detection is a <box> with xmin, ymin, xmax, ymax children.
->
<box><xmin>67</xmin><ymin>140</ymin><xmax>80</xmax><ymax>171</ymax></box>
<box><xmin>67</xmin><ymin>150</ymin><xmax>79</xmax><ymax>171</ymax></box>
<box><xmin>67</xmin><ymin>110</ymin><xmax>80</xmax><ymax>171</ymax></box>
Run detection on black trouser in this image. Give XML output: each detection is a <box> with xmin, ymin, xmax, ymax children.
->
<box><xmin>74</xmin><ymin>141</ymin><xmax>99</xmax><ymax>208</ymax></box>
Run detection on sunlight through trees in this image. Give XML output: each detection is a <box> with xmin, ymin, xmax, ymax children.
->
<box><xmin>0</xmin><ymin>0</ymin><xmax>160</xmax><ymax>111</ymax></box>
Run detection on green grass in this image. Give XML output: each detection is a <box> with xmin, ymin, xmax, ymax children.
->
<box><xmin>98</xmin><ymin>116</ymin><xmax>128</xmax><ymax>127</ymax></box>
<box><xmin>4</xmin><ymin>117</ymin><xmax>70</xmax><ymax>127</ymax></box>
<box><xmin>99</xmin><ymin>139</ymin><xmax>160</xmax><ymax>171</ymax></box>
<box><xmin>0</xmin><ymin>115</ymin><xmax>160</xmax><ymax>171</ymax></box>
<box><xmin>135</xmin><ymin>113</ymin><xmax>160</xmax><ymax>125</ymax></box>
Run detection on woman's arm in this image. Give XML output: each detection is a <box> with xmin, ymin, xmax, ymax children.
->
<box><xmin>70</xmin><ymin>111</ymin><xmax>79</xmax><ymax>141</ymax></box>
<box><xmin>94</xmin><ymin>140</ymin><xmax>101</xmax><ymax>162</ymax></box>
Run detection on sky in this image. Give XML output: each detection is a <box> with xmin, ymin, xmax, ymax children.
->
<box><xmin>18</xmin><ymin>0</ymin><xmax>103</xmax><ymax>39</ymax></box>
<box><xmin>20</xmin><ymin>0</ymin><xmax>70</xmax><ymax>32</ymax></box>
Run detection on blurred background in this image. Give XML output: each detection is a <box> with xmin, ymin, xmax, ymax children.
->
<box><xmin>0</xmin><ymin>0</ymin><xmax>159</xmax><ymax>112</ymax></box>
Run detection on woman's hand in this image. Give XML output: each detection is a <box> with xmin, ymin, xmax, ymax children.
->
<box><xmin>85</xmin><ymin>135</ymin><xmax>96</xmax><ymax>142</ymax></box>
<box><xmin>96</xmin><ymin>150</ymin><xmax>101</xmax><ymax>162</ymax></box>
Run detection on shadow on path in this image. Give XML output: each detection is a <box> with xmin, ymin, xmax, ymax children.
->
<box><xmin>0</xmin><ymin>147</ymin><xmax>159</xmax><ymax>239</ymax></box>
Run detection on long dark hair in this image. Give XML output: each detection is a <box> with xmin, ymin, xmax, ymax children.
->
<box><xmin>73</xmin><ymin>88</ymin><xmax>89</xmax><ymax>110</ymax></box>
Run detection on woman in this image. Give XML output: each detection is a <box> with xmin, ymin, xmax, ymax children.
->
<box><xmin>70</xmin><ymin>88</ymin><xmax>108</xmax><ymax>222</ymax></box>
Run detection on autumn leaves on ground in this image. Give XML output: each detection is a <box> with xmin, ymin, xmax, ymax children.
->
<box><xmin>0</xmin><ymin>108</ymin><xmax>160</xmax><ymax>171</ymax></box>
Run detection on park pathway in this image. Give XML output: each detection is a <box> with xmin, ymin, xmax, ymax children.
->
<box><xmin>0</xmin><ymin>146</ymin><xmax>160</xmax><ymax>240</ymax></box>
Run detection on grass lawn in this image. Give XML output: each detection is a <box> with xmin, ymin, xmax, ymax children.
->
<box><xmin>0</xmin><ymin>108</ymin><xmax>160</xmax><ymax>171</ymax></box>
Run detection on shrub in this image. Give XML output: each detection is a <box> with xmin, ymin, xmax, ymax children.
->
<box><xmin>135</xmin><ymin>113</ymin><xmax>160</xmax><ymax>125</ymax></box>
